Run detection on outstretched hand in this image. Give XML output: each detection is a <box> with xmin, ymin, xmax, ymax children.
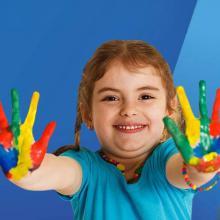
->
<box><xmin>0</xmin><ymin>89</ymin><xmax>56</xmax><ymax>181</ymax></box>
<box><xmin>163</xmin><ymin>80</ymin><xmax>220</xmax><ymax>173</ymax></box>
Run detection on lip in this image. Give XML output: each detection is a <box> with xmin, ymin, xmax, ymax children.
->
<box><xmin>113</xmin><ymin>122</ymin><xmax>146</xmax><ymax>126</ymax></box>
<box><xmin>113</xmin><ymin>124</ymin><xmax>147</xmax><ymax>134</ymax></box>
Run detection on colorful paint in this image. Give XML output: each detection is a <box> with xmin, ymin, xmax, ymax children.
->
<box><xmin>164</xmin><ymin>80</ymin><xmax>220</xmax><ymax>173</ymax></box>
<box><xmin>0</xmin><ymin>90</ymin><xmax>56</xmax><ymax>181</ymax></box>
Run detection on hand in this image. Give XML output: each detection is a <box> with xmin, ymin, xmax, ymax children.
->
<box><xmin>163</xmin><ymin>80</ymin><xmax>220</xmax><ymax>173</ymax></box>
<box><xmin>0</xmin><ymin>89</ymin><xmax>56</xmax><ymax>181</ymax></box>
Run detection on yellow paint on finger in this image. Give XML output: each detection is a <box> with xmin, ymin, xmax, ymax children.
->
<box><xmin>189</xmin><ymin>156</ymin><xmax>200</xmax><ymax>166</ymax></box>
<box><xmin>23</xmin><ymin>91</ymin><xmax>40</xmax><ymax>130</ymax></box>
<box><xmin>9</xmin><ymin>163</ymin><xmax>29</xmax><ymax>181</ymax></box>
<box><xmin>11</xmin><ymin>133</ymin><xmax>33</xmax><ymax>181</ymax></box>
<box><xmin>177</xmin><ymin>86</ymin><xmax>200</xmax><ymax>146</ymax></box>
<box><xmin>10</xmin><ymin>92</ymin><xmax>40</xmax><ymax>180</ymax></box>
<box><xmin>203</xmin><ymin>152</ymin><xmax>218</xmax><ymax>162</ymax></box>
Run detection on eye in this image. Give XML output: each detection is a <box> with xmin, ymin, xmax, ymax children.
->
<box><xmin>102</xmin><ymin>96</ymin><xmax>119</xmax><ymax>101</ymax></box>
<box><xmin>139</xmin><ymin>94</ymin><xmax>154</xmax><ymax>100</ymax></box>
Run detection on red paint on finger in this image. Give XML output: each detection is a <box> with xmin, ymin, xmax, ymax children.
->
<box><xmin>0</xmin><ymin>130</ymin><xmax>13</xmax><ymax>148</ymax></box>
<box><xmin>0</xmin><ymin>102</ymin><xmax>9</xmax><ymax>130</ymax></box>
<box><xmin>6</xmin><ymin>172</ymin><xmax>12</xmax><ymax>179</ymax></box>
<box><xmin>30</xmin><ymin>121</ymin><xmax>56</xmax><ymax>169</ymax></box>
<box><xmin>193</xmin><ymin>155</ymin><xmax>220</xmax><ymax>172</ymax></box>
<box><xmin>210</xmin><ymin>88</ymin><xmax>220</xmax><ymax>136</ymax></box>
<box><xmin>0</xmin><ymin>102</ymin><xmax>13</xmax><ymax>148</ymax></box>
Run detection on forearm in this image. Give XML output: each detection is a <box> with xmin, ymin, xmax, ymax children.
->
<box><xmin>11</xmin><ymin>153</ymin><xmax>80</xmax><ymax>192</ymax></box>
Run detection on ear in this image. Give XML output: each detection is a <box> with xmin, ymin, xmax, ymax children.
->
<box><xmin>167</xmin><ymin>95</ymin><xmax>178</xmax><ymax>116</ymax></box>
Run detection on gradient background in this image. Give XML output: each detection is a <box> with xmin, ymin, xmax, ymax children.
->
<box><xmin>0</xmin><ymin>0</ymin><xmax>220</xmax><ymax>219</ymax></box>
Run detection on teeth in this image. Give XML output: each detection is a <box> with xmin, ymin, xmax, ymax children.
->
<box><xmin>117</xmin><ymin>125</ymin><xmax>144</xmax><ymax>130</ymax></box>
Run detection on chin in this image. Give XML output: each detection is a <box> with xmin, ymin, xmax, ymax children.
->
<box><xmin>117</xmin><ymin>144</ymin><xmax>148</xmax><ymax>154</ymax></box>
<box><xmin>118</xmin><ymin>149</ymin><xmax>147</xmax><ymax>159</ymax></box>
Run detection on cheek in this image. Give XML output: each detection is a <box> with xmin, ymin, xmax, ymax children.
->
<box><xmin>148</xmin><ymin>108</ymin><xmax>167</xmax><ymax>127</ymax></box>
<box><xmin>92</xmin><ymin>105</ymin><xmax>116</xmax><ymax>129</ymax></box>
<box><xmin>148</xmin><ymin>105</ymin><xmax>167</xmax><ymax>118</ymax></box>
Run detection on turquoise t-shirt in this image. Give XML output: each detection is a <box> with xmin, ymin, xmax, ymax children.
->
<box><xmin>57</xmin><ymin>138</ymin><xmax>196</xmax><ymax>220</ymax></box>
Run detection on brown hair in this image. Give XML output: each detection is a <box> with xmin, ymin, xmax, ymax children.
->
<box><xmin>53</xmin><ymin>40</ymin><xmax>184</xmax><ymax>156</ymax></box>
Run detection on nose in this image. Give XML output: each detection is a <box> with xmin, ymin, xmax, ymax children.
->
<box><xmin>119</xmin><ymin>101</ymin><xmax>137</xmax><ymax>117</ymax></box>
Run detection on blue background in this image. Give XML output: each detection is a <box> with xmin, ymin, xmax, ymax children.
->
<box><xmin>0</xmin><ymin>0</ymin><xmax>220</xmax><ymax>219</ymax></box>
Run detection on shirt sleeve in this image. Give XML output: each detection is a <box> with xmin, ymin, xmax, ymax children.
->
<box><xmin>56</xmin><ymin>147</ymin><xmax>91</xmax><ymax>201</ymax></box>
<box><xmin>152</xmin><ymin>137</ymin><xmax>178</xmax><ymax>174</ymax></box>
<box><xmin>151</xmin><ymin>138</ymin><xmax>196</xmax><ymax>194</ymax></box>
<box><xmin>150</xmin><ymin>138</ymin><xmax>179</xmax><ymax>183</ymax></box>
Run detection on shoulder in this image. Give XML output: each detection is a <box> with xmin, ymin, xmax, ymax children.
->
<box><xmin>59</xmin><ymin>146</ymin><xmax>103</xmax><ymax>174</ymax></box>
<box><xmin>58</xmin><ymin>147</ymin><xmax>96</xmax><ymax>177</ymax></box>
<box><xmin>153</xmin><ymin>138</ymin><xmax>178</xmax><ymax>160</ymax></box>
<box><xmin>146</xmin><ymin>138</ymin><xmax>178</xmax><ymax>176</ymax></box>
<box><xmin>59</xmin><ymin>146</ymin><xmax>97</xmax><ymax>161</ymax></box>
<box><xmin>148</xmin><ymin>139</ymin><xmax>196</xmax><ymax>193</ymax></box>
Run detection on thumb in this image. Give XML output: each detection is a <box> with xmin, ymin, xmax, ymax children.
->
<box><xmin>30</xmin><ymin>121</ymin><xmax>56</xmax><ymax>170</ymax></box>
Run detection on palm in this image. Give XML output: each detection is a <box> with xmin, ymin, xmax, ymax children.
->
<box><xmin>163</xmin><ymin>80</ymin><xmax>220</xmax><ymax>173</ymax></box>
<box><xmin>0</xmin><ymin>89</ymin><xmax>56</xmax><ymax>180</ymax></box>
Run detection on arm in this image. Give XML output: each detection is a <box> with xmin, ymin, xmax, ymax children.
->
<box><xmin>12</xmin><ymin>153</ymin><xmax>82</xmax><ymax>196</ymax></box>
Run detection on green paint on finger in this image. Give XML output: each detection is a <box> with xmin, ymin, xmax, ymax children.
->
<box><xmin>10</xmin><ymin>89</ymin><xmax>21</xmax><ymax>146</ymax></box>
<box><xmin>163</xmin><ymin>117</ymin><xmax>194</xmax><ymax>163</ymax></box>
<box><xmin>199</xmin><ymin>80</ymin><xmax>212</xmax><ymax>153</ymax></box>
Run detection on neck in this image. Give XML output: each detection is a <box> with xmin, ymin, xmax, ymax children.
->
<box><xmin>101</xmin><ymin>149</ymin><xmax>152</xmax><ymax>172</ymax></box>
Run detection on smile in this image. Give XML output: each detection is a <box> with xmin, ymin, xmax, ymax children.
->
<box><xmin>113</xmin><ymin>125</ymin><xmax>147</xmax><ymax>133</ymax></box>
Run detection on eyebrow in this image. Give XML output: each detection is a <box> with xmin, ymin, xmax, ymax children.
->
<box><xmin>97</xmin><ymin>86</ymin><xmax>160</xmax><ymax>94</ymax></box>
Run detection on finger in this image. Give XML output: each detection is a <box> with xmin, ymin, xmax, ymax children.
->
<box><xmin>199</xmin><ymin>80</ymin><xmax>209</xmax><ymax>120</ymax></box>
<box><xmin>176</xmin><ymin>86</ymin><xmax>196</xmax><ymax>122</ymax></box>
<box><xmin>37</xmin><ymin>121</ymin><xmax>56</xmax><ymax>147</ymax></box>
<box><xmin>30</xmin><ymin>121</ymin><xmax>56</xmax><ymax>169</ymax></box>
<box><xmin>199</xmin><ymin>80</ymin><xmax>212</xmax><ymax>153</ymax></box>
<box><xmin>0</xmin><ymin>130</ymin><xmax>13</xmax><ymax>149</ymax></box>
<box><xmin>163</xmin><ymin>116</ymin><xmax>194</xmax><ymax>164</ymax></box>
<box><xmin>0</xmin><ymin>102</ymin><xmax>9</xmax><ymax>130</ymax></box>
<box><xmin>211</xmin><ymin>88</ymin><xmax>220</xmax><ymax>122</ymax></box>
<box><xmin>176</xmin><ymin>86</ymin><xmax>200</xmax><ymax>146</ymax></box>
<box><xmin>17</xmin><ymin>92</ymin><xmax>39</xmax><ymax>149</ymax></box>
<box><xmin>12</xmin><ymin>130</ymin><xmax>35</xmax><ymax>179</ymax></box>
<box><xmin>10</xmin><ymin>89</ymin><xmax>21</xmax><ymax>145</ymax></box>
<box><xmin>8</xmin><ymin>163</ymin><xmax>29</xmax><ymax>181</ymax></box>
<box><xmin>0</xmin><ymin>102</ymin><xmax>13</xmax><ymax>148</ymax></box>
<box><xmin>23</xmin><ymin>91</ymin><xmax>40</xmax><ymax>131</ymax></box>
<box><xmin>0</xmin><ymin>146</ymin><xmax>18</xmax><ymax>174</ymax></box>
<box><xmin>210</xmin><ymin>88</ymin><xmax>220</xmax><ymax>136</ymax></box>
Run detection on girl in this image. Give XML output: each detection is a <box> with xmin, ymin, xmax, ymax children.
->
<box><xmin>0</xmin><ymin>40</ymin><xmax>219</xmax><ymax>220</ymax></box>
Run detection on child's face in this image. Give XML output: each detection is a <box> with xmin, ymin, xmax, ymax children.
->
<box><xmin>91</xmin><ymin>62</ymin><xmax>169</xmax><ymax>159</ymax></box>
